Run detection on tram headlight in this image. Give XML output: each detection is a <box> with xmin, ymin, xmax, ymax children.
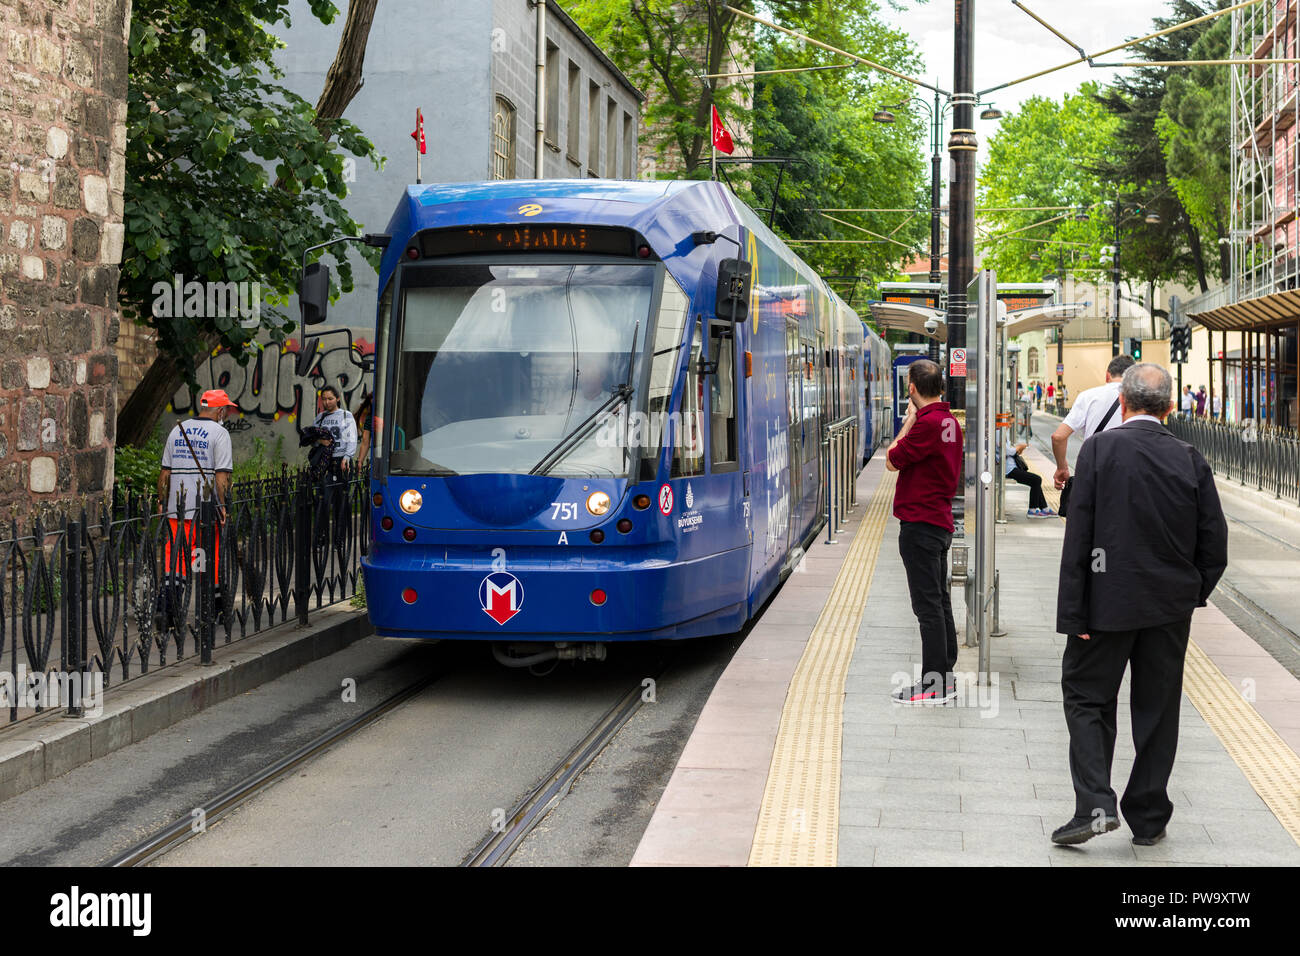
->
<box><xmin>399</xmin><ymin>489</ymin><xmax>423</xmax><ymax>514</ymax></box>
<box><xmin>586</xmin><ymin>491</ymin><xmax>611</xmax><ymax>516</ymax></box>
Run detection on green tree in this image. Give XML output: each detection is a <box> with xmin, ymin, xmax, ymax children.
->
<box><xmin>117</xmin><ymin>0</ymin><xmax>382</xmax><ymax>447</ymax></box>
<box><xmin>1093</xmin><ymin>0</ymin><xmax>1229</xmax><ymax>292</ymax></box>
<box><xmin>745</xmin><ymin>19</ymin><xmax>928</xmax><ymax>291</ymax></box>
<box><xmin>1157</xmin><ymin>10</ymin><xmax>1231</xmax><ymax>284</ymax></box>
<box><xmin>565</xmin><ymin>0</ymin><xmax>828</xmax><ymax>176</ymax></box>
<box><xmin>976</xmin><ymin>84</ymin><xmax>1119</xmax><ymax>284</ymax></box>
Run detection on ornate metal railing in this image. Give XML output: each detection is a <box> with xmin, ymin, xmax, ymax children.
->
<box><xmin>0</xmin><ymin>466</ymin><xmax>369</xmax><ymax>724</ymax></box>
<box><xmin>1166</xmin><ymin>416</ymin><xmax>1300</xmax><ymax>505</ymax></box>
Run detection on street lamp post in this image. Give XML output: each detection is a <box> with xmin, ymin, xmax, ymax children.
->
<box><xmin>1103</xmin><ymin>199</ymin><xmax>1160</xmax><ymax>357</ymax></box>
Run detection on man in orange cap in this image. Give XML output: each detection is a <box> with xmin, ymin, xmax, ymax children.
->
<box><xmin>156</xmin><ymin>389</ymin><xmax>237</xmax><ymax>627</ymax></box>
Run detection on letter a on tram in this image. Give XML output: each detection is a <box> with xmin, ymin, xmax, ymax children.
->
<box><xmin>479</xmin><ymin>571</ymin><xmax>525</xmax><ymax>625</ymax></box>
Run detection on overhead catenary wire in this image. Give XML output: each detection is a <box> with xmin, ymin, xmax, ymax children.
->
<box><xmin>723</xmin><ymin>3</ymin><xmax>949</xmax><ymax>96</ymax></box>
<box><xmin>978</xmin><ymin>0</ymin><xmax>1263</xmax><ymax>96</ymax></box>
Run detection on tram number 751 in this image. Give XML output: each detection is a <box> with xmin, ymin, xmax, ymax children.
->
<box><xmin>550</xmin><ymin>502</ymin><xmax>579</xmax><ymax>521</ymax></box>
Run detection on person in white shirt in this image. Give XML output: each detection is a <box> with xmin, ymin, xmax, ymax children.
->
<box><xmin>1051</xmin><ymin>355</ymin><xmax>1136</xmax><ymax>490</ymax></box>
<box><xmin>1001</xmin><ymin>437</ymin><xmax>1055</xmax><ymax>518</ymax></box>
<box><xmin>156</xmin><ymin>389</ymin><xmax>237</xmax><ymax>629</ymax></box>
<box><xmin>1179</xmin><ymin>385</ymin><xmax>1195</xmax><ymax>418</ymax></box>
<box><xmin>312</xmin><ymin>385</ymin><xmax>358</xmax><ymax>476</ymax></box>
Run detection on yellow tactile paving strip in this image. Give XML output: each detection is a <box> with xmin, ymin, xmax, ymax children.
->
<box><xmin>748</xmin><ymin>471</ymin><xmax>897</xmax><ymax>867</ymax></box>
<box><xmin>1182</xmin><ymin>634</ymin><xmax>1300</xmax><ymax>844</ymax></box>
<box><xmin>1020</xmin><ymin>444</ymin><xmax>1300</xmax><ymax>847</ymax></box>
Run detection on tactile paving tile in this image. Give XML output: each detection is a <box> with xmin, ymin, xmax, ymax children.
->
<box><xmin>748</xmin><ymin>471</ymin><xmax>897</xmax><ymax>866</ymax></box>
<box><xmin>1182</xmin><ymin>640</ymin><xmax>1300</xmax><ymax>846</ymax></box>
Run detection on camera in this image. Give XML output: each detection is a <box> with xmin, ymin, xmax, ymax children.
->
<box><xmin>923</xmin><ymin>317</ymin><xmax>939</xmax><ymax>334</ymax></box>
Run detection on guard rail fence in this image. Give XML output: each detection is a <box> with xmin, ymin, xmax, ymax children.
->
<box><xmin>0</xmin><ymin>465</ymin><xmax>369</xmax><ymax>725</ymax></box>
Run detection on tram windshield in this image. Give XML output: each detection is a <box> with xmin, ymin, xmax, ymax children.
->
<box><xmin>388</xmin><ymin>262</ymin><xmax>657</xmax><ymax>477</ymax></box>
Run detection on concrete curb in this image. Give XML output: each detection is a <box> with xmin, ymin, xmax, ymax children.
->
<box><xmin>0</xmin><ymin>604</ymin><xmax>374</xmax><ymax>803</ymax></box>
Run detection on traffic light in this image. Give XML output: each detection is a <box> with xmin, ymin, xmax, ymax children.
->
<box><xmin>1125</xmin><ymin>337</ymin><xmax>1142</xmax><ymax>361</ymax></box>
<box><xmin>1169</xmin><ymin>324</ymin><xmax>1191</xmax><ymax>363</ymax></box>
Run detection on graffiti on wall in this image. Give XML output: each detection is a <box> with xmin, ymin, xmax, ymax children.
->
<box><xmin>171</xmin><ymin>326</ymin><xmax>375</xmax><ymax>459</ymax></box>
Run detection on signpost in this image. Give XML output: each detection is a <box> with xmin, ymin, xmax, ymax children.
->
<box><xmin>961</xmin><ymin>270</ymin><xmax>996</xmax><ymax>689</ymax></box>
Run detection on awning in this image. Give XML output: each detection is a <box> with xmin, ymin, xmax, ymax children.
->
<box><xmin>1003</xmin><ymin>303</ymin><xmax>1086</xmax><ymax>337</ymax></box>
<box><xmin>866</xmin><ymin>301</ymin><xmax>947</xmax><ymax>343</ymax></box>
<box><xmin>1189</xmin><ymin>287</ymin><xmax>1300</xmax><ymax>332</ymax></box>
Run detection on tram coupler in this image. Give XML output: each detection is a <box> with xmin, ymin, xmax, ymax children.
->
<box><xmin>492</xmin><ymin>642</ymin><xmax>608</xmax><ymax>668</ymax></box>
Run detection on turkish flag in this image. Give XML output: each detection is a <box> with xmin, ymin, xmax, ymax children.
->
<box><xmin>411</xmin><ymin>108</ymin><xmax>426</xmax><ymax>155</ymax></box>
<box><xmin>711</xmin><ymin>105</ymin><xmax>734</xmax><ymax>155</ymax></box>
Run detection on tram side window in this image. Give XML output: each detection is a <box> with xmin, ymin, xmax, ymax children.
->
<box><xmin>642</xmin><ymin>275</ymin><xmax>690</xmax><ymax>479</ymax></box>
<box><xmin>709</xmin><ymin>323</ymin><xmax>737</xmax><ymax>468</ymax></box>
<box><xmin>671</xmin><ymin>318</ymin><xmax>705</xmax><ymax>478</ymax></box>
<box><xmin>373</xmin><ymin>277</ymin><xmax>393</xmax><ymax>457</ymax></box>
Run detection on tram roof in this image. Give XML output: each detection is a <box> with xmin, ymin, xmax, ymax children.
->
<box><xmin>378</xmin><ymin>179</ymin><xmax>748</xmax><ymax>288</ymax></box>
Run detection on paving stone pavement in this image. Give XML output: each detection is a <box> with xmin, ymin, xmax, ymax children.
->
<box><xmin>839</xmin><ymin>480</ymin><xmax>1300</xmax><ymax>867</ymax></box>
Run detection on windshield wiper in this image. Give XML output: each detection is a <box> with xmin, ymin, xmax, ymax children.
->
<box><xmin>530</xmin><ymin>320</ymin><xmax>640</xmax><ymax>477</ymax></box>
<box><xmin>528</xmin><ymin>383</ymin><xmax>632</xmax><ymax>476</ymax></box>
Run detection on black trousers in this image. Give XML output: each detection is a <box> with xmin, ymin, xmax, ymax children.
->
<box><xmin>897</xmin><ymin>520</ymin><xmax>958</xmax><ymax>690</ymax></box>
<box><xmin>1006</xmin><ymin>465</ymin><xmax>1048</xmax><ymax>510</ymax></box>
<box><xmin>1061</xmin><ymin>618</ymin><xmax>1191</xmax><ymax>836</ymax></box>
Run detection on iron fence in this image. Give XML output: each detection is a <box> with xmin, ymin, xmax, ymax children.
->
<box><xmin>0</xmin><ymin>466</ymin><xmax>369</xmax><ymax>724</ymax></box>
<box><xmin>1166</xmin><ymin>416</ymin><xmax>1300</xmax><ymax>506</ymax></box>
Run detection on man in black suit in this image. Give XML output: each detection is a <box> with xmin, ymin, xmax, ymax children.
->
<box><xmin>1051</xmin><ymin>363</ymin><xmax>1228</xmax><ymax>847</ymax></box>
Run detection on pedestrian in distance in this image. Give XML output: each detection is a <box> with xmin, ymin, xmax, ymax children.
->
<box><xmin>1195</xmin><ymin>385</ymin><xmax>1207</xmax><ymax>418</ymax></box>
<box><xmin>1050</xmin><ymin>354</ymin><xmax>1136</xmax><ymax>494</ymax></box>
<box><xmin>1180</xmin><ymin>385</ymin><xmax>1195</xmax><ymax>419</ymax></box>
<box><xmin>1050</xmin><ymin>363</ymin><xmax>1228</xmax><ymax>847</ymax></box>
<box><xmin>1001</xmin><ymin>437</ymin><xmax>1055</xmax><ymax>518</ymax></box>
<box><xmin>1212</xmin><ymin>393</ymin><xmax>1222</xmax><ymax>419</ymax></box>
<box><xmin>306</xmin><ymin>384</ymin><xmax>358</xmax><ymax>549</ymax></box>
<box><xmin>311</xmin><ymin>385</ymin><xmax>358</xmax><ymax>478</ymax></box>
<box><xmin>884</xmin><ymin>359</ymin><xmax>963</xmax><ymax>705</ymax></box>
<box><xmin>156</xmin><ymin>389</ymin><xmax>237</xmax><ymax>627</ymax></box>
<box><xmin>1035</xmin><ymin>381</ymin><xmax>1043</xmax><ymax>409</ymax></box>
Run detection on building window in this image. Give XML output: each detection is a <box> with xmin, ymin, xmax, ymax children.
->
<box><xmin>623</xmin><ymin>112</ymin><xmax>634</xmax><ymax>179</ymax></box>
<box><xmin>605</xmin><ymin>97</ymin><xmax>618</xmax><ymax>178</ymax></box>
<box><xmin>493</xmin><ymin>96</ymin><xmax>516</xmax><ymax>180</ymax></box>
<box><xmin>544</xmin><ymin>43</ymin><xmax>559</xmax><ymax>147</ymax></box>
<box><xmin>1028</xmin><ymin>347</ymin><xmax>1040</xmax><ymax>377</ymax></box>
<box><xmin>567</xmin><ymin>61</ymin><xmax>581</xmax><ymax>159</ymax></box>
<box><xmin>587</xmin><ymin>81</ymin><xmax>600</xmax><ymax>174</ymax></box>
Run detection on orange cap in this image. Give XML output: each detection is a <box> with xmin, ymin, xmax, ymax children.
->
<box><xmin>200</xmin><ymin>389</ymin><xmax>238</xmax><ymax>409</ymax></box>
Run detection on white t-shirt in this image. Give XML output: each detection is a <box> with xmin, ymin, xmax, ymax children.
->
<box><xmin>314</xmin><ymin>408</ymin><xmax>358</xmax><ymax>459</ymax></box>
<box><xmin>1181</xmin><ymin>391</ymin><xmax>1195</xmax><ymax>412</ymax></box>
<box><xmin>1062</xmin><ymin>381</ymin><xmax>1124</xmax><ymax>441</ymax></box>
<box><xmin>161</xmin><ymin>418</ymin><xmax>233</xmax><ymax>519</ymax></box>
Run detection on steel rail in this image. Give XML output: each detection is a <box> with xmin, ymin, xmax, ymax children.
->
<box><xmin>1214</xmin><ymin>578</ymin><xmax>1300</xmax><ymax>661</ymax></box>
<box><xmin>105</xmin><ymin>670</ymin><xmax>445</xmax><ymax>867</ymax></box>
<box><xmin>460</xmin><ymin>673</ymin><xmax>657</xmax><ymax>867</ymax></box>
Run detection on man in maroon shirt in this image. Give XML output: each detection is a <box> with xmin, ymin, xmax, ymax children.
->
<box><xmin>885</xmin><ymin>359</ymin><xmax>964</xmax><ymax>704</ymax></box>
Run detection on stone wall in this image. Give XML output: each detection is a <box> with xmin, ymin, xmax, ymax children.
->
<box><xmin>0</xmin><ymin>0</ymin><xmax>128</xmax><ymax>512</ymax></box>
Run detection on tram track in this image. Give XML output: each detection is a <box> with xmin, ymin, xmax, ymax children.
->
<box><xmin>106</xmin><ymin>668</ymin><xmax>448</xmax><ymax>867</ymax></box>
<box><xmin>461</xmin><ymin>666</ymin><xmax>663</xmax><ymax>867</ymax></box>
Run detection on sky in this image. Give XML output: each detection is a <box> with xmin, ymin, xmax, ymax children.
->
<box><xmin>878</xmin><ymin>0</ymin><xmax>1188</xmax><ymax>113</ymax></box>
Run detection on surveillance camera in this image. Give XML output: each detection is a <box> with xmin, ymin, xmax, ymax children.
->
<box><xmin>924</xmin><ymin>317</ymin><xmax>939</xmax><ymax>334</ymax></box>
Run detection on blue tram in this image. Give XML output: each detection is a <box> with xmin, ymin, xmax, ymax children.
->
<box><xmin>345</xmin><ymin>179</ymin><xmax>891</xmax><ymax>659</ymax></box>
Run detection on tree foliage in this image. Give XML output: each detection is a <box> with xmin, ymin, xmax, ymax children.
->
<box><xmin>566</xmin><ymin>0</ymin><xmax>928</xmax><ymax>295</ymax></box>
<box><xmin>1157</xmin><ymin>8</ymin><xmax>1231</xmax><ymax>284</ymax></box>
<box><xmin>744</xmin><ymin>11</ymin><xmax>928</xmax><ymax>292</ymax></box>
<box><xmin>1093</xmin><ymin>0</ymin><xmax>1231</xmax><ymax>292</ymax></box>
<box><xmin>976</xmin><ymin>85</ymin><xmax>1119</xmax><ymax>284</ymax></box>
<box><xmin>120</xmin><ymin>0</ymin><xmax>382</xmax><ymax>443</ymax></box>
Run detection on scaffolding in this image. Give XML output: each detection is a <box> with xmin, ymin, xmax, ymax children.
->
<box><xmin>1231</xmin><ymin>0</ymin><xmax>1300</xmax><ymax>302</ymax></box>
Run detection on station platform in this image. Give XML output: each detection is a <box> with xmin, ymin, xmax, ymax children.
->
<box><xmin>632</xmin><ymin>443</ymin><xmax>1300</xmax><ymax>867</ymax></box>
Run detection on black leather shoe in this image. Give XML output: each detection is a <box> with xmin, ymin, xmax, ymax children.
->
<box><xmin>1132</xmin><ymin>829</ymin><xmax>1167</xmax><ymax>846</ymax></box>
<box><xmin>1051</xmin><ymin>815</ymin><xmax>1120</xmax><ymax>845</ymax></box>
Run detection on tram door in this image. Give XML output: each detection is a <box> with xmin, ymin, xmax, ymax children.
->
<box><xmin>785</xmin><ymin>317</ymin><xmax>802</xmax><ymax>555</ymax></box>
